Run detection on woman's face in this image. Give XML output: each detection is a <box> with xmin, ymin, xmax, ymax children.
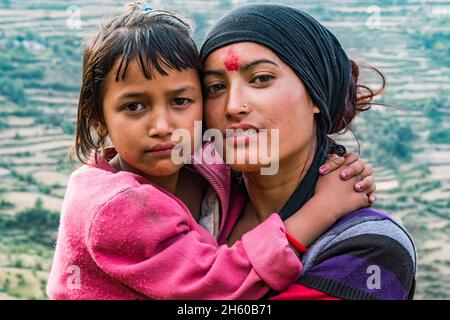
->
<box><xmin>102</xmin><ymin>59</ymin><xmax>203</xmax><ymax>177</ymax></box>
<box><xmin>203</xmin><ymin>42</ymin><xmax>320</xmax><ymax>172</ymax></box>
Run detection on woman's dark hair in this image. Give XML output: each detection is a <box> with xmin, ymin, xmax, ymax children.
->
<box><xmin>327</xmin><ymin>60</ymin><xmax>386</xmax><ymax>156</ymax></box>
<box><xmin>71</xmin><ymin>2</ymin><xmax>201</xmax><ymax>164</ymax></box>
<box><xmin>331</xmin><ymin>59</ymin><xmax>386</xmax><ymax>134</ymax></box>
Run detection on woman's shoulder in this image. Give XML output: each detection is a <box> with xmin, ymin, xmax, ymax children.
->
<box><xmin>298</xmin><ymin>207</ymin><xmax>417</xmax><ymax>300</ymax></box>
<box><xmin>330</xmin><ymin>208</ymin><xmax>415</xmax><ymax>258</ymax></box>
<box><xmin>303</xmin><ymin>208</ymin><xmax>417</xmax><ymax>270</ymax></box>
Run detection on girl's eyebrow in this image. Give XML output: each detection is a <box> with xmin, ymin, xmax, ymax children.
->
<box><xmin>117</xmin><ymin>86</ymin><xmax>196</xmax><ymax>100</ymax></box>
<box><xmin>168</xmin><ymin>86</ymin><xmax>197</xmax><ymax>95</ymax></box>
<box><xmin>118</xmin><ymin>91</ymin><xmax>147</xmax><ymax>100</ymax></box>
<box><xmin>203</xmin><ymin>59</ymin><xmax>279</xmax><ymax>77</ymax></box>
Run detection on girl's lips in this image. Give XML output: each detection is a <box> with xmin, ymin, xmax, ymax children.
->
<box><xmin>145</xmin><ymin>143</ymin><xmax>185</xmax><ymax>157</ymax></box>
<box><xmin>146</xmin><ymin>148</ymin><xmax>174</xmax><ymax>156</ymax></box>
<box><xmin>146</xmin><ymin>143</ymin><xmax>175</xmax><ymax>152</ymax></box>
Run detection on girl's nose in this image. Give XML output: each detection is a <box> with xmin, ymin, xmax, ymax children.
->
<box><xmin>148</xmin><ymin>110</ymin><xmax>173</xmax><ymax>138</ymax></box>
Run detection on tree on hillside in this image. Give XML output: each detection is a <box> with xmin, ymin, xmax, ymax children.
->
<box><xmin>356</xmin><ymin>111</ymin><xmax>418</xmax><ymax>166</ymax></box>
<box><xmin>8</xmin><ymin>198</ymin><xmax>60</xmax><ymax>247</ymax></box>
<box><xmin>0</xmin><ymin>78</ymin><xmax>28</xmax><ymax>106</ymax></box>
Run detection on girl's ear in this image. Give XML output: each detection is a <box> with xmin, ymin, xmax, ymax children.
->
<box><xmin>93</xmin><ymin>121</ymin><xmax>108</xmax><ymax>139</ymax></box>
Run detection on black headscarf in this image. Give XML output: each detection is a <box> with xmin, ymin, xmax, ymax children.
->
<box><xmin>200</xmin><ymin>4</ymin><xmax>351</xmax><ymax>219</ymax></box>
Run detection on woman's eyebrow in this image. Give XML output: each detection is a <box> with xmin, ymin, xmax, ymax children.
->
<box><xmin>240</xmin><ymin>59</ymin><xmax>279</xmax><ymax>71</ymax></box>
<box><xmin>203</xmin><ymin>59</ymin><xmax>279</xmax><ymax>76</ymax></box>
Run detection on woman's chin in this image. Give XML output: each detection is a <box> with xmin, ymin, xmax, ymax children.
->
<box><xmin>228</xmin><ymin>162</ymin><xmax>263</xmax><ymax>173</ymax></box>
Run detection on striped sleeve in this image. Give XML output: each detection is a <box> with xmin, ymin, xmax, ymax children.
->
<box><xmin>296</xmin><ymin>220</ymin><xmax>416</xmax><ymax>300</ymax></box>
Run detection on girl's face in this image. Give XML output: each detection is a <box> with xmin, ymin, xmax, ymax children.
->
<box><xmin>102</xmin><ymin>59</ymin><xmax>203</xmax><ymax>177</ymax></box>
<box><xmin>203</xmin><ymin>42</ymin><xmax>320</xmax><ymax>172</ymax></box>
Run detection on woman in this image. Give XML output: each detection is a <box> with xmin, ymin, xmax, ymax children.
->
<box><xmin>200</xmin><ymin>3</ymin><xmax>417</xmax><ymax>300</ymax></box>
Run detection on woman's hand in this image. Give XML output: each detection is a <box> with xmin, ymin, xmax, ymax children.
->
<box><xmin>315</xmin><ymin>153</ymin><xmax>376</xmax><ymax>221</ymax></box>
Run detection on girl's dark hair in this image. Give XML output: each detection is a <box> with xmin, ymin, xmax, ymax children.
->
<box><xmin>327</xmin><ymin>59</ymin><xmax>386</xmax><ymax>156</ymax></box>
<box><xmin>71</xmin><ymin>2</ymin><xmax>201</xmax><ymax>164</ymax></box>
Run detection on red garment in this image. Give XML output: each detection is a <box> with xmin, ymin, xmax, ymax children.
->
<box><xmin>269</xmin><ymin>284</ymin><xmax>342</xmax><ymax>300</ymax></box>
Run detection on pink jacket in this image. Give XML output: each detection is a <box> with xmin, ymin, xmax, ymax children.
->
<box><xmin>46</xmin><ymin>147</ymin><xmax>301</xmax><ymax>299</ymax></box>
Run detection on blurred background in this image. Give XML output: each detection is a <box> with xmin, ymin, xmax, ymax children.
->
<box><xmin>0</xmin><ymin>0</ymin><xmax>449</xmax><ymax>299</ymax></box>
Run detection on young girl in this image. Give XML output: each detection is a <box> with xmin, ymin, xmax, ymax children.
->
<box><xmin>47</xmin><ymin>3</ymin><xmax>376</xmax><ymax>300</ymax></box>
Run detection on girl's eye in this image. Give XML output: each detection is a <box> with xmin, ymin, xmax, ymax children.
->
<box><xmin>206</xmin><ymin>83</ymin><xmax>226</xmax><ymax>95</ymax></box>
<box><xmin>124</xmin><ymin>103</ymin><xmax>145</xmax><ymax>112</ymax></box>
<box><xmin>171</xmin><ymin>98</ymin><xmax>192</xmax><ymax>106</ymax></box>
<box><xmin>250</xmin><ymin>75</ymin><xmax>275</xmax><ymax>85</ymax></box>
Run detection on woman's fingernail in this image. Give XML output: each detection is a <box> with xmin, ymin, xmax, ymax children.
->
<box><xmin>356</xmin><ymin>182</ymin><xmax>363</xmax><ymax>191</ymax></box>
<box><xmin>342</xmin><ymin>170</ymin><xmax>349</xmax><ymax>178</ymax></box>
<box><xmin>370</xmin><ymin>194</ymin><xmax>377</xmax><ymax>202</ymax></box>
<box><xmin>319</xmin><ymin>166</ymin><xmax>328</xmax><ymax>174</ymax></box>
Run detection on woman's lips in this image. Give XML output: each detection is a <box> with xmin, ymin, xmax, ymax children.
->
<box><xmin>228</xmin><ymin>123</ymin><xmax>260</xmax><ymax>132</ymax></box>
<box><xmin>225</xmin><ymin>124</ymin><xmax>261</xmax><ymax>144</ymax></box>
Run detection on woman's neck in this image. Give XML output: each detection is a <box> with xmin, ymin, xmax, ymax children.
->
<box><xmin>112</xmin><ymin>155</ymin><xmax>179</xmax><ymax>195</ymax></box>
<box><xmin>243</xmin><ymin>139</ymin><xmax>317</xmax><ymax>222</ymax></box>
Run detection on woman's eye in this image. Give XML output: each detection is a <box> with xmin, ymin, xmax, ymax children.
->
<box><xmin>251</xmin><ymin>75</ymin><xmax>274</xmax><ymax>84</ymax></box>
<box><xmin>206</xmin><ymin>83</ymin><xmax>226</xmax><ymax>95</ymax></box>
<box><xmin>171</xmin><ymin>98</ymin><xmax>192</xmax><ymax>106</ymax></box>
<box><xmin>124</xmin><ymin>103</ymin><xmax>145</xmax><ymax>112</ymax></box>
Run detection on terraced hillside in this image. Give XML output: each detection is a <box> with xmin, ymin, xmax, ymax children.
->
<box><xmin>0</xmin><ymin>0</ymin><xmax>449</xmax><ymax>299</ymax></box>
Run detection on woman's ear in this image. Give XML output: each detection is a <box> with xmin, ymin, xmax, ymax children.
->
<box><xmin>312</xmin><ymin>105</ymin><xmax>321</xmax><ymax>114</ymax></box>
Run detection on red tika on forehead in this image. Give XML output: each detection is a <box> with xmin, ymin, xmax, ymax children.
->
<box><xmin>223</xmin><ymin>47</ymin><xmax>240</xmax><ymax>72</ymax></box>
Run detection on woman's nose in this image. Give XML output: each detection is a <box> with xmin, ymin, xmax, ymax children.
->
<box><xmin>225</xmin><ymin>86</ymin><xmax>250</xmax><ymax>119</ymax></box>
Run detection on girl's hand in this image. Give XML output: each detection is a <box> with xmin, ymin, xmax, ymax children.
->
<box><xmin>284</xmin><ymin>153</ymin><xmax>377</xmax><ymax>250</ymax></box>
<box><xmin>314</xmin><ymin>153</ymin><xmax>376</xmax><ymax>221</ymax></box>
<box><xmin>319</xmin><ymin>153</ymin><xmax>377</xmax><ymax>204</ymax></box>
